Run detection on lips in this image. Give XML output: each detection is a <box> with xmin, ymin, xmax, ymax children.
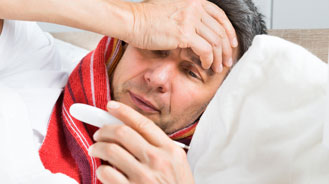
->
<box><xmin>129</xmin><ymin>92</ymin><xmax>160</xmax><ymax>113</ymax></box>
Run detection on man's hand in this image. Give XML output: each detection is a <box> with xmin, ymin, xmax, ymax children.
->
<box><xmin>0</xmin><ymin>0</ymin><xmax>237</xmax><ymax>72</ymax></box>
<box><xmin>89</xmin><ymin>101</ymin><xmax>194</xmax><ymax>184</ymax></box>
<box><xmin>127</xmin><ymin>0</ymin><xmax>238</xmax><ymax>72</ymax></box>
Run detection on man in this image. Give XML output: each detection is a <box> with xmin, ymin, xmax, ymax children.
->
<box><xmin>0</xmin><ymin>0</ymin><xmax>266</xmax><ymax>183</ymax></box>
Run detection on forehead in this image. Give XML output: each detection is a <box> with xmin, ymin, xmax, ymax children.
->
<box><xmin>185</xmin><ymin>49</ymin><xmax>215</xmax><ymax>76</ymax></box>
<box><xmin>125</xmin><ymin>45</ymin><xmax>216</xmax><ymax>76</ymax></box>
<box><xmin>120</xmin><ymin>44</ymin><xmax>230</xmax><ymax>95</ymax></box>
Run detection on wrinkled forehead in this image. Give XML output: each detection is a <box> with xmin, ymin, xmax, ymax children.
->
<box><xmin>123</xmin><ymin>43</ymin><xmax>199</xmax><ymax>60</ymax></box>
<box><xmin>125</xmin><ymin>44</ymin><xmax>214</xmax><ymax>73</ymax></box>
<box><xmin>121</xmin><ymin>44</ymin><xmax>229</xmax><ymax>93</ymax></box>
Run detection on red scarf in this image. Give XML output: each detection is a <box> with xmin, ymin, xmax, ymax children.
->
<box><xmin>39</xmin><ymin>37</ymin><xmax>198</xmax><ymax>184</ymax></box>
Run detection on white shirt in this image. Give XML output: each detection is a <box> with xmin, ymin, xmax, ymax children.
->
<box><xmin>0</xmin><ymin>20</ymin><xmax>77</xmax><ymax>183</ymax></box>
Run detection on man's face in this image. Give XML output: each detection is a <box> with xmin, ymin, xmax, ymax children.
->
<box><xmin>111</xmin><ymin>45</ymin><xmax>236</xmax><ymax>134</ymax></box>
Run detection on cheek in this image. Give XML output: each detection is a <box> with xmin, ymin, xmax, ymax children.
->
<box><xmin>170</xmin><ymin>79</ymin><xmax>210</xmax><ymax>114</ymax></box>
<box><xmin>167</xmin><ymin>81</ymin><xmax>213</xmax><ymax>131</ymax></box>
<box><xmin>170</xmin><ymin>75</ymin><xmax>224</xmax><ymax>117</ymax></box>
<box><xmin>112</xmin><ymin>49</ymin><xmax>147</xmax><ymax>88</ymax></box>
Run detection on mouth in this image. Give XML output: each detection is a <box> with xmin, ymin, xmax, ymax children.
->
<box><xmin>129</xmin><ymin>91</ymin><xmax>160</xmax><ymax>114</ymax></box>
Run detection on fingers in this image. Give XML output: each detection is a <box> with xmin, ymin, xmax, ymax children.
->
<box><xmin>196</xmin><ymin>24</ymin><xmax>223</xmax><ymax>72</ymax></box>
<box><xmin>196</xmin><ymin>22</ymin><xmax>222</xmax><ymax>49</ymax></box>
<box><xmin>105</xmin><ymin>101</ymin><xmax>172</xmax><ymax>147</ymax></box>
<box><xmin>212</xmin><ymin>43</ymin><xmax>223</xmax><ymax>73</ymax></box>
<box><xmin>96</xmin><ymin>165</ymin><xmax>129</xmax><ymax>184</ymax></box>
<box><xmin>93</xmin><ymin>124</ymin><xmax>154</xmax><ymax>162</ymax></box>
<box><xmin>199</xmin><ymin>15</ymin><xmax>233</xmax><ymax>69</ymax></box>
<box><xmin>203</xmin><ymin>1</ymin><xmax>238</xmax><ymax>48</ymax></box>
<box><xmin>189</xmin><ymin>34</ymin><xmax>213</xmax><ymax>69</ymax></box>
<box><xmin>187</xmin><ymin>3</ymin><xmax>235</xmax><ymax>72</ymax></box>
<box><xmin>91</xmin><ymin>101</ymin><xmax>194</xmax><ymax>183</ymax></box>
<box><xmin>220</xmin><ymin>34</ymin><xmax>233</xmax><ymax>68</ymax></box>
<box><xmin>89</xmin><ymin>142</ymin><xmax>143</xmax><ymax>181</ymax></box>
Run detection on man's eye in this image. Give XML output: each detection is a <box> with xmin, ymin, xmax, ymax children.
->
<box><xmin>185</xmin><ymin>68</ymin><xmax>201</xmax><ymax>80</ymax></box>
<box><xmin>188</xmin><ymin>71</ymin><xmax>198</xmax><ymax>78</ymax></box>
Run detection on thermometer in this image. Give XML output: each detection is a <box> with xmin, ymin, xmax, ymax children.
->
<box><xmin>69</xmin><ymin>103</ymin><xmax>190</xmax><ymax>150</ymax></box>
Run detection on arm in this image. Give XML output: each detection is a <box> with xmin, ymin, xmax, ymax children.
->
<box><xmin>0</xmin><ymin>0</ymin><xmax>237</xmax><ymax>72</ymax></box>
<box><xmin>0</xmin><ymin>0</ymin><xmax>132</xmax><ymax>40</ymax></box>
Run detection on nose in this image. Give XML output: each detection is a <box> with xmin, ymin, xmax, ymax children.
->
<box><xmin>144</xmin><ymin>63</ymin><xmax>175</xmax><ymax>93</ymax></box>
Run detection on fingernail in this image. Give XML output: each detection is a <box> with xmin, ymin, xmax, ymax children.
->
<box><xmin>227</xmin><ymin>58</ymin><xmax>233</xmax><ymax>67</ymax></box>
<box><xmin>93</xmin><ymin>130</ymin><xmax>99</xmax><ymax>141</ymax></box>
<box><xmin>202</xmin><ymin>62</ymin><xmax>211</xmax><ymax>70</ymax></box>
<box><xmin>232</xmin><ymin>38</ymin><xmax>238</xmax><ymax>47</ymax></box>
<box><xmin>107</xmin><ymin>101</ymin><xmax>120</xmax><ymax>109</ymax></box>
<box><xmin>93</xmin><ymin>130</ymin><xmax>99</xmax><ymax>140</ymax></box>
<box><xmin>214</xmin><ymin>66</ymin><xmax>219</xmax><ymax>73</ymax></box>
<box><xmin>217</xmin><ymin>64</ymin><xmax>223</xmax><ymax>73</ymax></box>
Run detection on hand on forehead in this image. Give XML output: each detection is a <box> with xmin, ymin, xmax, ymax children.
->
<box><xmin>137</xmin><ymin>46</ymin><xmax>239</xmax><ymax>75</ymax></box>
<box><xmin>124</xmin><ymin>0</ymin><xmax>238</xmax><ymax>73</ymax></box>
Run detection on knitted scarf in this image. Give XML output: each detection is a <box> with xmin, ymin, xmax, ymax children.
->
<box><xmin>39</xmin><ymin>36</ymin><xmax>198</xmax><ymax>184</ymax></box>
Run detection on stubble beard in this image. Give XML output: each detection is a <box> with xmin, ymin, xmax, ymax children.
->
<box><xmin>112</xmin><ymin>80</ymin><xmax>209</xmax><ymax>134</ymax></box>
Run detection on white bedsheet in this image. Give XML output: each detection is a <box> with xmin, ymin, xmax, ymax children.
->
<box><xmin>0</xmin><ymin>20</ymin><xmax>82</xmax><ymax>183</ymax></box>
<box><xmin>188</xmin><ymin>35</ymin><xmax>328</xmax><ymax>184</ymax></box>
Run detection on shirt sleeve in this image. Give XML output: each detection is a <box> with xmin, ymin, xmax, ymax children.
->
<box><xmin>0</xmin><ymin>20</ymin><xmax>62</xmax><ymax>83</ymax></box>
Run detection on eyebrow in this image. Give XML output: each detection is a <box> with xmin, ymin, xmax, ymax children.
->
<box><xmin>186</xmin><ymin>49</ymin><xmax>214</xmax><ymax>76</ymax></box>
<box><xmin>152</xmin><ymin>50</ymin><xmax>170</xmax><ymax>57</ymax></box>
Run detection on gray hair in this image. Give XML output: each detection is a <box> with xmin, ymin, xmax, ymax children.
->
<box><xmin>209</xmin><ymin>0</ymin><xmax>267</xmax><ymax>58</ymax></box>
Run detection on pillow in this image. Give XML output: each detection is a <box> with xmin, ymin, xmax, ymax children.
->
<box><xmin>187</xmin><ymin>35</ymin><xmax>328</xmax><ymax>184</ymax></box>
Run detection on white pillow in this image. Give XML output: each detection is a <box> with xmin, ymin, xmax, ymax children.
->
<box><xmin>188</xmin><ymin>35</ymin><xmax>328</xmax><ymax>184</ymax></box>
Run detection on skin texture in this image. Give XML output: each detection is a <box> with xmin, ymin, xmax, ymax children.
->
<box><xmin>0</xmin><ymin>0</ymin><xmax>238</xmax><ymax>182</ymax></box>
<box><xmin>127</xmin><ymin>0</ymin><xmax>238</xmax><ymax>72</ymax></box>
<box><xmin>90</xmin><ymin>101</ymin><xmax>196</xmax><ymax>184</ymax></box>
<box><xmin>89</xmin><ymin>46</ymin><xmax>239</xmax><ymax>184</ymax></box>
<box><xmin>0</xmin><ymin>0</ymin><xmax>237</xmax><ymax>73</ymax></box>
<box><xmin>111</xmin><ymin>46</ymin><xmax>238</xmax><ymax>133</ymax></box>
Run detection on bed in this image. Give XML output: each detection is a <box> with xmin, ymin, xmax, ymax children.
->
<box><xmin>50</xmin><ymin>29</ymin><xmax>329</xmax><ymax>184</ymax></box>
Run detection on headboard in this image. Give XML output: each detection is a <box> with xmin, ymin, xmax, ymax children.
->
<box><xmin>268</xmin><ymin>29</ymin><xmax>328</xmax><ymax>62</ymax></box>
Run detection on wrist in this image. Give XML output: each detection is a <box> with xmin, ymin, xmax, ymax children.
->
<box><xmin>102</xmin><ymin>0</ymin><xmax>135</xmax><ymax>41</ymax></box>
<box><xmin>64</xmin><ymin>0</ymin><xmax>135</xmax><ymax>40</ymax></box>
